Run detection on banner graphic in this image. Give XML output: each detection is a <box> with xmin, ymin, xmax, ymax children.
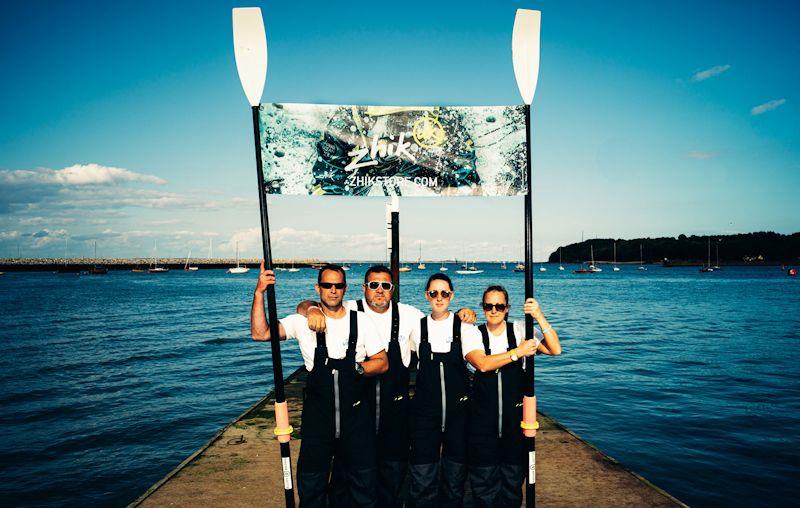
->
<box><xmin>258</xmin><ymin>103</ymin><xmax>527</xmax><ymax>197</ymax></box>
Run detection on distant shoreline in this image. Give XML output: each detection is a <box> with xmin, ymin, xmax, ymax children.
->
<box><xmin>0</xmin><ymin>258</ymin><xmax>793</xmax><ymax>272</ymax></box>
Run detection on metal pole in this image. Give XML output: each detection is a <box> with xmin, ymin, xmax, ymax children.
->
<box><xmin>523</xmin><ymin>103</ymin><xmax>536</xmax><ymax>507</ymax></box>
<box><xmin>251</xmin><ymin>105</ymin><xmax>295</xmax><ymax>507</ymax></box>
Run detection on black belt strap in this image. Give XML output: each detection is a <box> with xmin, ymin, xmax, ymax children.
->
<box><xmin>314</xmin><ymin>310</ymin><xmax>359</xmax><ymax>359</ymax></box>
<box><xmin>348</xmin><ymin>310</ymin><xmax>358</xmax><ymax>354</ymax></box>
<box><xmin>506</xmin><ymin>321</ymin><xmax>517</xmax><ymax>351</ymax></box>
<box><xmin>478</xmin><ymin>324</ymin><xmax>491</xmax><ymax>355</ymax></box>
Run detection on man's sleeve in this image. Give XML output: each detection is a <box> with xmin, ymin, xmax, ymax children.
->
<box><xmin>278</xmin><ymin>314</ymin><xmax>303</xmax><ymax>340</ymax></box>
<box><xmin>461</xmin><ymin>323</ymin><xmax>483</xmax><ymax>358</ymax></box>
<box><xmin>461</xmin><ymin>324</ymin><xmax>483</xmax><ymax>359</ymax></box>
<box><xmin>360</xmin><ymin>314</ymin><xmax>385</xmax><ymax>357</ymax></box>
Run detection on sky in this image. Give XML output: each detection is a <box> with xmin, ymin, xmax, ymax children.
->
<box><xmin>1</xmin><ymin>0</ymin><xmax>798</xmax><ymax>262</ymax></box>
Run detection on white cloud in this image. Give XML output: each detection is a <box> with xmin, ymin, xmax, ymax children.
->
<box><xmin>687</xmin><ymin>151</ymin><xmax>715</xmax><ymax>160</ymax></box>
<box><xmin>0</xmin><ymin>163</ymin><xmax>166</xmax><ymax>186</ymax></box>
<box><xmin>751</xmin><ymin>98</ymin><xmax>786</xmax><ymax>116</ymax></box>
<box><xmin>691</xmin><ymin>64</ymin><xmax>731</xmax><ymax>82</ymax></box>
<box><xmin>0</xmin><ymin>230</ymin><xmax>20</xmax><ymax>240</ymax></box>
<box><xmin>19</xmin><ymin>216</ymin><xmax>76</xmax><ymax>226</ymax></box>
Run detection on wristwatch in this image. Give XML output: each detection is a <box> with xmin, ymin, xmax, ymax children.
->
<box><xmin>510</xmin><ymin>350</ymin><xmax>519</xmax><ymax>362</ymax></box>
<box><xmin>355</xmin><ymin>363</ymin><xmax>365</xmax><ymax>375</ymax></box>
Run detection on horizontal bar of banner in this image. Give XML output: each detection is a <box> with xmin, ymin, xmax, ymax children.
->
<box><xmin>258</xmin><ymin>103</ymin><xmax>527</xmax><ymax>197</ymax></box>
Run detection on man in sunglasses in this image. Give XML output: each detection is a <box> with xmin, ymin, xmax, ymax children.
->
<box><xmin>300</xmin><ymin>265</ymin><xmax>476</xmax><ymax>507</ymax></box>
<box><xmin>250</xmin><ymin>263</ymin><xmax>388</xmax><ymax>507</ymax></box>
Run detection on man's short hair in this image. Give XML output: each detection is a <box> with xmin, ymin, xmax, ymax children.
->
<box><xmin>426</xmin><ymin>272</ymin><xmax>453</xmax><ymax>291</ymax></box>
<box><xmin>318</xmin><ymin>264</ymin><xmax>347</xmax><ymax>285</ymax></box>
<box><xmin>364</xmin><ymin>264</ymin><xmax>392</xmax><ymax>283</ymax></box>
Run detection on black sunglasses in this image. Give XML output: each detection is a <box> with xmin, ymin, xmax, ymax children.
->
<box><xmin>428</xmin><ymin>290</ymin><xmax>452</xmax><ymax>299</ymax></box>
<box><xmin>319</xmin><ymin>282</ymin><xmax>346</xmax><ymax>290</ymax></box>
<box><xmin>365</xmin><ymin>281</ymin><xmax>393</xmax><ymax>291</ymax></box>
<box><xmin>482</xmin><ymin>303</ymin><xmax>508</xmax><ymax>312</ymax></box>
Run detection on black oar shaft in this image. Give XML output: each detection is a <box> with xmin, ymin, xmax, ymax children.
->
<box><xmin>390</xmin><ymin>210</ymin><xmax>400</xmax><ymax>302</ymax></box>
<box><xmin>251</xmin><ymin>105</ymin><xmax>295</xmax><ymax>507</ymax></box>
<box><xmin>523</xmin><ymin>103</ymin><xmax>536</xmax><ymax>507</ymax></box>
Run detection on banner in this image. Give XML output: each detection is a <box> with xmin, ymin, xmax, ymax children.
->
<box><xmin>258</xmin><ymin>103</ymin><xmax>527</xmax><ymax>197</ymax></box>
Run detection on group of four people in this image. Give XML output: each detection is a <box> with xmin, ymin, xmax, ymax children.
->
<box><xmin>251</xmin><ymin>263</ymin><xmax>561</xmax><ymax>507</ymax></box>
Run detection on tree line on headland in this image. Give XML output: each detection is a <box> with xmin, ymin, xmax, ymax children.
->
<box><xmin>549</xmin><ymin>232</ymin><xmax>800</xmax><ymax>266</ymax></box>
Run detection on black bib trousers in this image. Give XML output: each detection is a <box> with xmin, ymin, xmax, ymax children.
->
<box><xmin>408</xmin><ymin>315</ymin><xmax>469</xmax><ymax>508</ymax></box>
<box><xmin>357</xmin><ymin>300</ymin><xmax>410</xmax><ymax>507</ymax></box>
<box><xmin>297</xmin><ymin>310</ymin><xmax>377</xmax><ymax>508</ymax></box>
<box><xmin>468</xmin><ymin>323</ymin><xmax>526</xmax><ymax>508</ymax></box>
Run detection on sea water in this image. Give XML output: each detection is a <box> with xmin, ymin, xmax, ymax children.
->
<box><xmin>0</xmin><ymin>266</ymin><xmax>798</xmax><ymax>506</ymax></box>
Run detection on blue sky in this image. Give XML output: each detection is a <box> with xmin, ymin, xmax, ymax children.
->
<box><xmin>1</xmin><ymin>0</ymin><xmax>797</xmax><ymax>262</ymax></box>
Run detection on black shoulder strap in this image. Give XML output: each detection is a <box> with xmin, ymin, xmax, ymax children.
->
<box><xmin>348</xmin><ymin>310</ymin><xmax>358</xmax><ymax>354</ymax></box>
<box><xmin>506</xmin><ymin>321</ymin><xmax>517</xmax><ymax>351</ymax></box>
<box><xmin>478</xmin><ymin>324</ymin><xmax>491</xmax><ymax>355</ymax></box>
<box><xmin>356</xmin><ymin>299</ymin><xmax>365</xmax><ymax>312</ymax></box>
<box><xmin>452</xmin><ymin>314</ymin><xmax>462</xmax><ymax>343</ymax></box>
<box><xmin>420</xmin><ymin>316</ymin><xmax>429</xmax><ymax>344</ymax></box>
<box><xmin>390</xmin><ymin>302</ymin><xmax>399</xmax><ymax>342</ymax></box>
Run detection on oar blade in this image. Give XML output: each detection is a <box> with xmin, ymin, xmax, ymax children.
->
<box><xmin>232</xmin><ymin>7</ymin><xmax>267</xmax><ymax>107</ymax></box>
<box><xmin>512</xmin><ymin>9</ymin><xmax>541</xmax><ymax>105</ymax></box>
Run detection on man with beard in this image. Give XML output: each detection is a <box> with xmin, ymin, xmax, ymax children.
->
<box><xmin>251</xmin><ymin>263</ymin><xmax>387</xmax><ymax>507</ymax></box>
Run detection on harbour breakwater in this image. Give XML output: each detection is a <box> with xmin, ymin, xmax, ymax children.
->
<box><xmin>0</xmin><ymin>258</ymin><xmax>325</xmax><ymax>272</ymax></box>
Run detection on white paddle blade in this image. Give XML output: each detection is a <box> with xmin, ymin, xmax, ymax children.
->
<box><xmin>232</xmin><ymin>7</ymin><xmax>267</xmax><ymax>107</ymax></box>
<box><xmin>512</xmin><ymin>9</ymin><xmax>541</xmax><ymax>105</ymax></box>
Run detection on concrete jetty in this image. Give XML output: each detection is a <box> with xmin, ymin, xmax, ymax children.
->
<box><xmin>130</xmin><ymin>368</ymin><xmax>685</xmax><ymax>507</ymax></box>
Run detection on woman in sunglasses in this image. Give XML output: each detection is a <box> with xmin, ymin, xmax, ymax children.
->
<box><xmin>463</xmin><ymin>285</ymin><xmax>561</xmax><ymax>507</ymax></box>
<box><xmin>407</xmin><ymin>273</ymin><xmax>481</xmax><ymax>508</ymax></box>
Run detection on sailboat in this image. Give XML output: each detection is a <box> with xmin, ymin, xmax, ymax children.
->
<box><xmin>184</xmin><ymin>249</ymin><xmax>199</xmax><ymax>271</ymax></box>
<box><xmin>456</xmin><ymin>260</ymin><xmax>484</xmax><ymax>275</ymax></box>
<box><xmin>227</xmin><ymin>242</ymin><xmax>250</xmax><ymax>274</ymax></box>
<box><xmin>513</xmin><ymin>262</ymin><xmax>525</xmax><ymax>272</ymax></box>
<box><xmin>439</xmin><ymin>262</ymin><xmax>448</xmax><ymax>272</ymax></box>
<box><xmin>539</xmin><ymin>264</ymin><xmax>547</xmax><ymax>272</ymax></box>
<box><xmin>90</xmin><ymin>241</ymin><xmax>108</xmax><ymax>274</ymax></box>
<box><xmin>638</xmin><ymin>244</ymin><xmax>647</xmax><ymax>271</ymax></box>
<box><xmin>399</xmin><ymin>265</ymin><xmax>412</xmax><ymax>272</ymax></box>
<box><xmin>613</xmin><ymin>241</ymin><xmax>620</xmax><ymax>271</ymax></box>
<box><xmin>149</xmin><ymin>240</ymin><xmax>169</xmax><ymax>273</ymax></box>
<box><xmin>574</xmin><ymin>244</ymin><xmax>601</xmax><ymax>273</ymax></box>
<box><xmin>417</xmin><ymin>242</ymin><xmax>426</xmax><ymax>270</ymax></box>
<box><xmin>713</xmin><ymin>241</ymin><xmax>721</xmax><ymax>270</ymax></box>
<box><xmin>558</xmin><ymin>247</ymin><xmax>565</xmax><ymax>271</ymax></box>
<box><xmin>288</xmin><ymin>261</ymin><xmax>300</xmax><ymax>273</ymax></box>
<box><xmin>57</xmin><ymin>237</ymin><xmax>80</xmax><ymax>274</ymax></box>
<box><xmin>500</xmin><ymin>261</ymin><xmax>507</xmax><ymax>270</ymax></box>
<box><xmin>700</xmin><ymin>238</ymin><xmax>714</xmax><ymax>272</ymax></box>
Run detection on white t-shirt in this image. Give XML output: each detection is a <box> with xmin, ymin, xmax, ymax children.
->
<box><xmin>408</xmin><ymin>312</ymin><xmax>482</xmax><ymax>354</ymax></box>
<box><xmin>344</xmin><ymin>299</ymin><xmax>424</xmax><ymax>368</ymax></box>
<box><xmin>280</xmin><ymin>311</ymin><xmax>384</xmax><ymax>371</ymax></box>
<box><xmin>461</xmin><ymin>321</ymin><xmax>543</xmax><ymax>358</ymax></box>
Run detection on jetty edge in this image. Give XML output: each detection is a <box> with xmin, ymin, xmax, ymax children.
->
<box><xmin>130</xmin><ymin>367</ymin><xmax>686</xmax><ymax>507</ymax></box>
